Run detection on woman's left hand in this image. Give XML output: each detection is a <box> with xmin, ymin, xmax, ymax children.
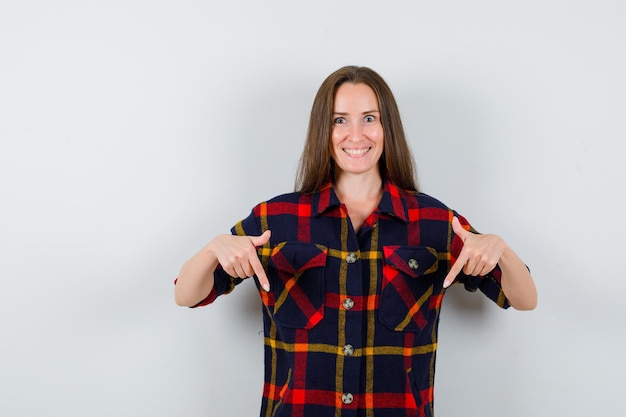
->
<box><xmin>443</xmin><ymin>217</ymin><xmax>507</xmax><ymax>288</ymax></box>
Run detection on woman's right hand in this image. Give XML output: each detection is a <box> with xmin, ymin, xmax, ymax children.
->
<box><xmin>175</xmin><ymin>230</ymin><xmax>272</xmax><ymax>306</ymax></box>
<box><xmin>209</xmin><ymin>230</ymin><xmax>272</xmax><ymax>291</ymax></box>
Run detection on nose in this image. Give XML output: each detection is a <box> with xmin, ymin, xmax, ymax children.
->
<box><xmin>349</xmin><ymin>122</ymin><xmax>362</xmax><ymax>141</ymax></box>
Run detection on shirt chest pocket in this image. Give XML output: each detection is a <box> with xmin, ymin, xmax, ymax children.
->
<box><xmin>268</xmin><ymin>242</ymin><xmax>328</xmax><ymax>329</ymax></box>
<box><xmin>379</xmin><ymin>245</ymin><xmax>440</xmax><ymax>333</ymax></box>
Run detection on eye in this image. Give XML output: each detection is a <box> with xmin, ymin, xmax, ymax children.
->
<box><xmin>333</xmin><ymin>117</ymin><xmax>347</xmax><ymax>124</ymax></box>
<box><xmin>364</xmin><ymin>115</ymin><xmax>376</xmax><ymax>123</ymax></box>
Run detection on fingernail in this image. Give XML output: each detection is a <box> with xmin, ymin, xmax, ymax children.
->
<box><xmin>262</xmin><ymin>283</ymin><xmax>270</xmax><ymax>292</ymax></box>
<box><xmin>443</xmin><ymin>281</ymin><xmax>450</xmax><ymax>288</ymax></box>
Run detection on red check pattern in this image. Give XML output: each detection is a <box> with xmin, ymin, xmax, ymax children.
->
<box><xmin>194</xmin><ymin>181</ymin><xmax>509</xmax><ymax>417</ymax></box>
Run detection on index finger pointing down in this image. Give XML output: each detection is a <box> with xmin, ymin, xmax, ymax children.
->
<box><xmin>250</xmin><ymin>256</ymin><xmax>270</xmax><ymax>292</ymax></box>
<box><xmin>443</xmin><ymin>252</ymin><xmax>467</xmax><ymax>288</ymax></box>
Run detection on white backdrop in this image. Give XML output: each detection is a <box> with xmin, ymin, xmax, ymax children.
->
<box><xmin>1</xmin><ymin>1</ymin><xmax>625</xmax><ymax>416</ymax></box>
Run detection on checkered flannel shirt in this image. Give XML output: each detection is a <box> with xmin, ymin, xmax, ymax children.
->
<box><xmin>194</xmin><ymin>180</ymin><xmax>509</xmax><ymax>417</ymax></box>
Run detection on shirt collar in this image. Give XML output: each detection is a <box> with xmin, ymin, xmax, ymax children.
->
<box><xmin>314</xmin><ymin>180</ymin><xmax>409</xmax><ymax>223</ymax></box>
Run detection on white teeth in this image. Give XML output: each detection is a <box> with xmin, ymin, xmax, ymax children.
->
<box><xmin>344</xmin><ymin>148</ymin><xmax>369</xmax><ymax>156</ymax></box>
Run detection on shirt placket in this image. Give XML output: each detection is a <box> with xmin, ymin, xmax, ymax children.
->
<box><xmin>339</xmin><ymin>246</ymin><xmax>362</xmax><ymax>414</ymax></box>
<box><xmin>330</xmin><ymin>205</ymin><xmax>363</xmax><ymax>415</ymax></box>
<box><xmin>340</xmin><ymin>216</ymin><xmax>380</xmax><ymax>415</ymax></box>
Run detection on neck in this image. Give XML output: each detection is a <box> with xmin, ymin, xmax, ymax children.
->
<box><xmin>334</xmin><ymin>171</ymin><xmax>383</xmax><ymax>203</ymax></box>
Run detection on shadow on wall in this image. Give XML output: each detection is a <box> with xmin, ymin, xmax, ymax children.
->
<box><xmin>227</xmin><ymin>77</ymin><xmax>311</xmax><ymax>205</ymax></box>
<box><xmin>443</xmin><ymin>283</ymin><xmax>491</xmax><ymax>318</ymax></box>
<box><xmin>239</xmin><ymin>279</ymin><xmax>265</xmax><ymax>318</ymax></box>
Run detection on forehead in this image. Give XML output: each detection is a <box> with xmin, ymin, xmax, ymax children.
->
<box><xmin>333</xmin><ymin>83</ymin><xmax>379</xmax><ymax>111</ymax></box>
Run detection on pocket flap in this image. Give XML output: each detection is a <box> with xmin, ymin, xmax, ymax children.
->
<box><xmin>383</xmin><ymin>246</ymin><xmax>438</xmax><ymax>278</ymax></box>
<box><xmin>270</xmin><ymin>242</ymin><xmax>328</xmax><ymax>274</ymax></box>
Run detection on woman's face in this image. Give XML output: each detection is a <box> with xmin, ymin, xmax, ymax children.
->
<box><xmin>330</xmin><ymin>82</ymin><xmax>384</xmax><ymax>180</ymax></box>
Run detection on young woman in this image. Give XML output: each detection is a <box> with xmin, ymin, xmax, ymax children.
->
<box><xmin>175</xmin><ymin>66</ymin><xmax>537</xmax><ymax>417</ymax></box>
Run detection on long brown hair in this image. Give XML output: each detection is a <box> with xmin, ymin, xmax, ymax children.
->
<box><xmin>295</xmin><ymin>65</ymin><xmax>419</xmax><ymax>193</ymax></box>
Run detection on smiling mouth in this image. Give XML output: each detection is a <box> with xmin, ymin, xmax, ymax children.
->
<box><xmin>343</xmin><ymin>147</ymin><xmax>370</xmax><ymax>156</ymax></box>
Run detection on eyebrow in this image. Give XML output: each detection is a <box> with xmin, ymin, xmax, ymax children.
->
<box><xmin>332</xmin><ymin>110</ymin><xmax>380</xmax><ymax>115</ymax></box>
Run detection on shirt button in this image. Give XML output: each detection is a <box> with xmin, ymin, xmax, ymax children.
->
<box><xmin>408</xmin><ymin>258</ymin><xmax>419</xmax><ymax>270</ymax></box>
<box><xmin>346</xmin><ymin>252</ymin><xmax>357</xmax><ymax>264</ymax></box>
<box><xmin>343</xmin><ymin>344</ymin><xmax>354</xmax><ymax>356</ymax></box>
<box><xmin>341</xmin><ymin>392</ymin><xmax>354</xmax><ymax>404</ymax></box>
<box><xmin>342</xmin><ymin>298</ymin><xmax>355</xmax><ymax>310</ymax></box>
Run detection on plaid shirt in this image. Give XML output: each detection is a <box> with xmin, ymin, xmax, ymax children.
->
<box><xmin>196</xmin><ymin>181</ymin><xmax>509</xmax><ymax>417</ymax></box>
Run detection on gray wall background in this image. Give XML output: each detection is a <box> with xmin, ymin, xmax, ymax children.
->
<box><xmin>1</xmin><ymin>0</ymin><xmax>624</xmax><ymax>416</ymax></box>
